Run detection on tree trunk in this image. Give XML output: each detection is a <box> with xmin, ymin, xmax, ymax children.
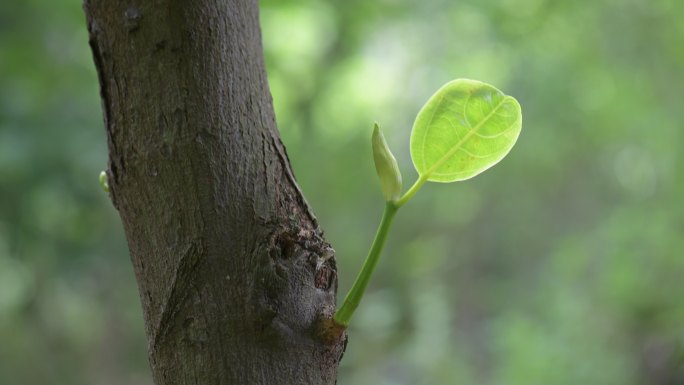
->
<box><xmin>83</xmin><ymin>1</ymin><xmax>346</xmax><ymax>383</ymax></box>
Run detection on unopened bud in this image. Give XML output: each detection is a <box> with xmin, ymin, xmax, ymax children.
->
<box><xmin>372</xmin><ymin>123</ymin><xmax>402</xmax><ymax>202</ymax></box>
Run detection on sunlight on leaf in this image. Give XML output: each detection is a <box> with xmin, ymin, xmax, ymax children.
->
<box><xmin>410</xmin><ymin>79</ymin><xmax>522</xmax><ymax>182</ymax></box>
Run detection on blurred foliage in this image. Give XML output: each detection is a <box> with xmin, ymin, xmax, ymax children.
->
<box><xmin>1</xmin><ymin>0</ymin><xmax>683</xmax><ymax>384</ymax></box>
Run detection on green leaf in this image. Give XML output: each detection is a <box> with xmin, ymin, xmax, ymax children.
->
<box><xmin>372</xmin><ymin>123</ymin><xmax>402</xmax><ymax>202</ymax></box>
<box><xmin>410</xmin><ymin>79</ymin><xmax>522</xmax><ymax>183</ymax></box>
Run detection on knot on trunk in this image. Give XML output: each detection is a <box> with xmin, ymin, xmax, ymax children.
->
<box><xmin>252</xmin><ymin>226</ymin><xmax>340</xmax><ymax>346</ymax></box>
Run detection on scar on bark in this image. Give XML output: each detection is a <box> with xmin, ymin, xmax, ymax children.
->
<box><xmin>257</xmin><ymin>226</ymin><xmax>344</xmax><ymax>344</ymax></box>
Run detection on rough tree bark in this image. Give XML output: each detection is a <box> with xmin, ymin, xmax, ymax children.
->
<box><xmin>84</xmin><ymin>0</ymin><xmax>347</xmax><ymax>383</ymax></box>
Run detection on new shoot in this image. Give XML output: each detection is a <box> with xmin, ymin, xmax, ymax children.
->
<box><xmin>334</xmin><ymin>79</ymin><xmax>523</xmax><ymax>327</ymax></box>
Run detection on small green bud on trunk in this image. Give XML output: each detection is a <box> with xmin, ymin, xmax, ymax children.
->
<box><xmin>99</xmin><ymin>170</ymin><xmax>110</xmax><ymax>193</ymax></box>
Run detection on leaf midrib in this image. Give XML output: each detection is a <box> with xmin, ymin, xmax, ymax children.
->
<box><xmin>422</xmin><ymin>96</ymin><xmax>509</xmax><ymax>178</ymax></box>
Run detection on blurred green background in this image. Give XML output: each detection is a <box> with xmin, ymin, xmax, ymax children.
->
<box><xmin>2</xmin><ymin>0</ymin><xmax>684</xmax><ymax>384</ymax></box>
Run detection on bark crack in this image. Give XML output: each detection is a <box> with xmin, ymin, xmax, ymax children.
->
<box><xmin>267</xmin><ymin>130</ymin><xmax>320</xmax><ymax>229</ymax></box>
<box><xmin>152</xmin><ymin>239</ymin><xmax>205</xmax><ymax>349</ymax></box>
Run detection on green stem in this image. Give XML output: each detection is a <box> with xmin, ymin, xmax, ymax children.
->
<box><xmin>334</xmin><ymin>174</ymin><xmax>430</xmax><ymax>327</ymax></box>
<box><xmin>396</xmin><ymin>174</ymin><xmax>427</xmax><ymax>207</ymax></box>
<box><xmin>334</xmin><ymin>201</ymin><xmax>399</xmax><ymax>326</ymax></box>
